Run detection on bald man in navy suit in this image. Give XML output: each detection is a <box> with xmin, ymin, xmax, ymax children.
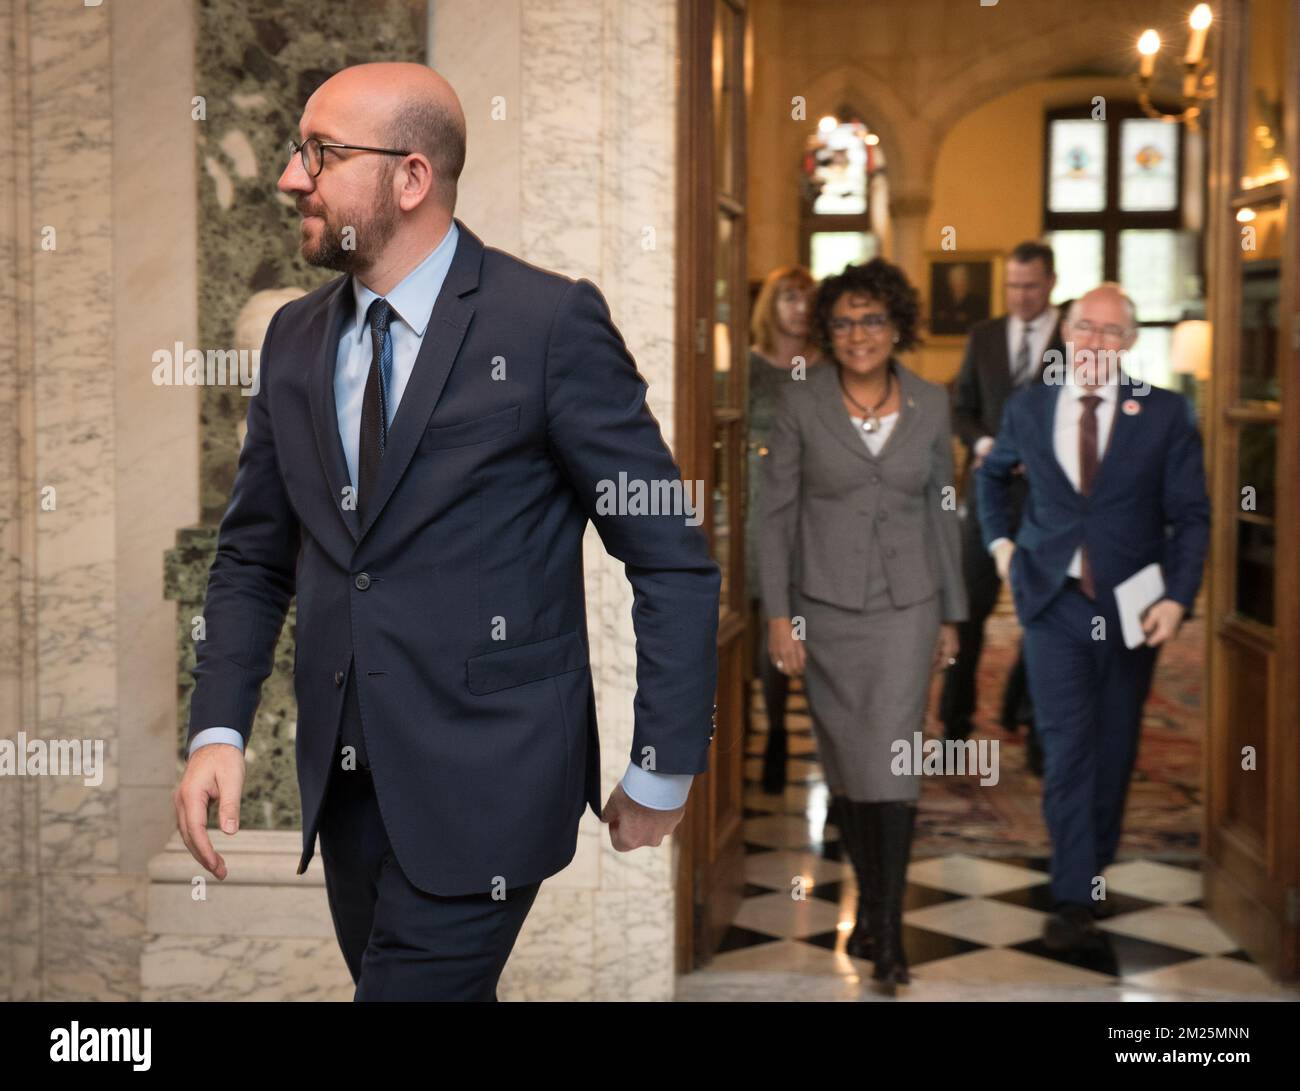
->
<box><xmin>173</xmin><ymin>63</ymin><xmax>719</xmax><ymax>1000</ymax></box>
<box><xmin>977</xmin><ymin>284</ymin><xmax>1208</xmax><ymax>954</ymax></box>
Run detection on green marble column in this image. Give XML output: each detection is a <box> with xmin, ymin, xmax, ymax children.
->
<box><xmin>165</xmin><ymin>527</ymin><xmax>301</xmax><ymax>826</ymax></box>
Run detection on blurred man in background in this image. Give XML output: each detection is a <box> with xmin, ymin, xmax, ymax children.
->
<box><xmin>942</xmin><ymin>241</ymin><xmax>1063</xmax><ymax>773</ymax></box>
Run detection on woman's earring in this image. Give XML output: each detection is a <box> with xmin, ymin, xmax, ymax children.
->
<box><xmin>892</xmin><ymin>335</ymin><xmax>900</xmax><ymax>344</ymax></box>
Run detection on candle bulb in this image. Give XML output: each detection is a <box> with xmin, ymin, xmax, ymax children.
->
<box><xmin>1138</xmin><ymin>29</ymin><xmax>1160</xmax><ymax>78</ymax></box>
<box><xmin>1185</xmin><ymin>4</ymin><xmax>1212</xmax><ymax>65</ymax></box>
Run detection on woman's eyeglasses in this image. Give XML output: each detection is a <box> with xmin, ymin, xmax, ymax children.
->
<box><xmin>286</xmin><ymin>137</ymin><xmax>412</xmax><ymax>178</ymax></box>
<box><xmin>828</xmin><ymin>313</ymin><xmax>891</xmax><ymax>337</ymax></box>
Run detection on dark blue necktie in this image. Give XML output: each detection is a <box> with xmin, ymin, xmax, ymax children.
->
<box><xmin>358</xmin><ymin>298</ymin><xmax>393</xmax><ymax>522</ymax></box>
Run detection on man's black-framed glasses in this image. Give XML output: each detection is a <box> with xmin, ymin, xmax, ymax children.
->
<box><xmin>286</xmin><ymin>137</ymin><xmax>411</xmax><ymax>178</ymax></box>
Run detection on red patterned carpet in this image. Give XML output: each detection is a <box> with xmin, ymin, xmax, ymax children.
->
<box><xmin>912</xmin><ymin>610</ymin><xmax>1204</xmax><ymax>861</ymax></box>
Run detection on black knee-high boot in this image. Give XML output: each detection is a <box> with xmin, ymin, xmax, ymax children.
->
<box><xmin>839</xmin><ymin>800</ymin><xmax>875</xmax><ymax>959</ymax></box>
<box><xmin>867</xmin><ymin>801</ymin><xmax>915</xmax><ymax>991</ymax></box>
<box><xmin>759</xmin><ymin>657</ymin><xmax>789</xmax><ymax>794</ymax></box>
<box><xmin>822</xmin><ymin>793</ymin><xmax>844</xmax><ymax>861</ymax></box>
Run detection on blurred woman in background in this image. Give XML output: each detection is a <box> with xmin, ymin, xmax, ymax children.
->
<box><xmin>746</xmin><ymin>266</ymin><xmax>822</xmax><ymax>796</ymax></box>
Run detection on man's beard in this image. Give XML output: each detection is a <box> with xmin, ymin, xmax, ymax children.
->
<box><xmin>301</xmin><ymin>196</ymin><xmax>400</xmax><ymax>273</ymax></box>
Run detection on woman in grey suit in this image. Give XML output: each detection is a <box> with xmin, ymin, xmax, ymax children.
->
<box><xmin>758</xmin><ymin>258</ymin><xmax>967</xmax><ymax>991</ymax></box>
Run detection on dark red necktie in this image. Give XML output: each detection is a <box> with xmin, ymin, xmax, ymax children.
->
<box><xmin>1078</xmin><ymin>395</ymin><xmax>1102</xmax><ymax>599</ymax></box>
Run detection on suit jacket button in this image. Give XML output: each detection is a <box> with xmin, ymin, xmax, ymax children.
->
<box><xmin>871</xmin><ymin>474</ymin><xmax>882</xmax><ymax>484</ymax></box>
<box><xmin>334</xmin><ymin>670</ymin><xmax>345</xmax><ymax>687</ymax></box>
<box><xmin>354</xmin><ymin>572</ymin><xmax>371</xmax><ymax>591</ymax></box>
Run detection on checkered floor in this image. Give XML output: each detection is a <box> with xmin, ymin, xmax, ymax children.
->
<box><xmin>682</xmin><ymin>685</ymin><xmax>1297</xmax><ymax>1001</ymax></box>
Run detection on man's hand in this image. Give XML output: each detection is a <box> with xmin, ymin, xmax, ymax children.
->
<box><xmin>993</xmin><ymin>539</ymin><xmax>1016</xmax><ymax>583</ymax></box>
<box><xmin>1141</xmin><ymin>599</ymin><xmax>1186</xmax><ymax>647</ymax></box>
<box><xmin>768</xmin><ymin>616</ymin><xmax>806</xmax><ymax>677</ymax></box>
<box><xmin>600</xmin><ymin>781</ymin><xmax>685</xmax><ymax>851</ymax></box>
<box><xmin>173</xmin><ymin>743</ymin><xmax>245</xmax><ymax>880</ymax></box>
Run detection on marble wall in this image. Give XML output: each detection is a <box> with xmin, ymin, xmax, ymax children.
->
<box><xmin>1</xmin><ymin>0</ymin><xmax>202</xmax><ymax>1000</ymax></box>
<box><xmin>431</xmin><ymin>0</ymin><xmax>683</xmax><ymax>1001</ymax></box>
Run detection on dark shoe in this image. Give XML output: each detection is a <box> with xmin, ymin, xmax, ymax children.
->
<box><xmin>1043</xmin><ymin>902</ymin><xmax>1099</xmax><ymax>951</ymax></box>
<box><xmin>1089</xmin><ymin>898</ymin><xmax>1117</xmax><ymax>920</ymax></box>
<box><xmin>838</xmin><ymin>800</ymin><xmax>874</xmax><ymax>960</ymax></box>
<box><xmin>867</xmin><ymin>801</ymin><xmax>915</xmax><ymax>992</ymax></box>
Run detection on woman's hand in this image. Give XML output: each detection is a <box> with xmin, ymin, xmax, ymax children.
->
<box><xmin>768</xmin><ymin>617</ymin><xmax>806</xmax><ymax>677</ymax></box>
<box><xmin>932</xmin><ymin>623</ymin><xmax>959</xmax><ymax>673</ymax></box>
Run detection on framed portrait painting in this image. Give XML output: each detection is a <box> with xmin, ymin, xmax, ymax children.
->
<box><xmin>926</xmin><ymin>251</ymin><xmax>1004</xmax><ymax>341</ymax></box>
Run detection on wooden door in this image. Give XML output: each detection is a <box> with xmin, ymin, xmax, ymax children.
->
<box><xmin>674</xmin><ymin>0</ymin><xmax>749</xmax><ymax>972</ymax></box>
<box><xmin>1204</xmin><ymin>0</ymin><xmax>1300</xmax><ymax>981</ymax></box>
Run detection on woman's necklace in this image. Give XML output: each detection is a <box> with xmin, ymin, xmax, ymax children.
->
<box><xmin>840</xmin><ymin>368</ymin><xmax>894</xmax><ymax>433</ymax></box>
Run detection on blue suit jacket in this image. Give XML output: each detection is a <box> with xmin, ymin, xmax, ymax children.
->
<box><xmin>187</xmin><ymin>219</ymin><xmax>720</xmax><ymax>895</ymax></box>
<box><xmin>975</xmin><ymin>375</ymin><xmax>1209</xmax><ymax>626</ymax></box>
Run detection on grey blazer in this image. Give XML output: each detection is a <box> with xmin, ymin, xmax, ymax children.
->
<box><xmin>758</xmin><ymin>359</ymin><xmax>968</xmax><ymax>623</ymax></box>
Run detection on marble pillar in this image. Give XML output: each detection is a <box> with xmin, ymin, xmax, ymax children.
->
<box><xmin>0</xmin><ymin>0</ymin><xmax>201</xmax><ymax>1000</ymax></box>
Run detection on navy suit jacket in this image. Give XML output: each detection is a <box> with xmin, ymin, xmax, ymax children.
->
<box><xmin>975</xmin><ymin>375</ymin><xmax>1209</xmax><ymax>626</ymax></box>
<box><xmin>187</xmin><ymin>219</ymin><xmax>720</xmax><ymax>895</ymax></box>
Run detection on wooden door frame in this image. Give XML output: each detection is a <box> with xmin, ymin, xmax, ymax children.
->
<box><xmin>673</xmin><ymin>0</ymin><xmax>749</xmax><ymax>975</ymax></box>
<box><xmin>1203</xmin><ymin>0</ymin><xmax>1300</xmax><ymax>980</ymax></box>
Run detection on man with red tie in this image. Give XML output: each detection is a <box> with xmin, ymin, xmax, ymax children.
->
<box><xmin>976</xmin><ymin>284</ymin><xmax>1209</xmax><ymax>954</ymax></box>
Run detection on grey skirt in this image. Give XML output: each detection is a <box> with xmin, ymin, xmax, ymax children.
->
<box><xmin>792</xmin><ymin>585</ymin><xmax>940</xmax><ymax>802</ymax></box>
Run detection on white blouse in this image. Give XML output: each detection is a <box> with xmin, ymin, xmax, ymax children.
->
<box><xmin>848</xmin><ymin>410</ymin><xmax>899</xmax><ymax>456</ymax></box>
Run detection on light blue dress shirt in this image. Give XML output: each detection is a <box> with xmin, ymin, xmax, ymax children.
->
<box><xmin>188</xmin><ymin>222</ymin><xmax>692</xmax><ymax>811</ymax></box>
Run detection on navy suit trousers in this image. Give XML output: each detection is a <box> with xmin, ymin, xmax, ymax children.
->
<box><xmin>1022</xmin><ymin>582</ymin><xmax>1159</xmax><ymax>906</ymax></box>
<box><xmin>317</xmin><ymin>673</ymin><xmax>541</xmax><ymax>1000</ymax></box>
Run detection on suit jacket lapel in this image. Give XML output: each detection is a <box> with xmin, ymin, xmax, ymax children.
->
<box><xmin>1090</xmin><ymin>375</ymin><xmax>1139</xmax><ymax>497</ymax></box>
<box><xmin>987</xmin><ymin>315</ymin><xmax>1013</xmax><ymax>394</ymax></box>
<box><xmin>1037</xmin><ymin>382</ymin><xmax>1077</xmax><ymax>496</ymax></box>
<box><xmin>309</xmin><ymin>277</ymin><xmax>361</xmax><ymax>542</ymax></box>
<box><xmin>883</xmin><ymin>362</ymin><xmax>922</xmax><ymax>456</ymax></box>
<box><xmin>1030</xmin><ymin>316</ymin><xmax>1066</xmax><ymax>385</ymax></box>
<box><xmin>815</xmin><ymin>363</ymin><xmax>873</xmax><ymax>464</ymax></box>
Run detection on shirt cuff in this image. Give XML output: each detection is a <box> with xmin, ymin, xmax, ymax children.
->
<box><xmin>620</xmin><ymin>759</ymin><xmax>693</xmax><ymax>811</ymax></box>
<box><xmin>974</xmin><ymin>435</ymin><xmax>995</xmax><ymax>458</ymax></box>
<box><xmin>188</xmin><ymin>727</ymin><xmax>245</xmax><ymax>756</ymax></box>
<box><xmin>987</xmin><ymin>536</ymin><xmax>1011</xmax><ymax>557</ymax></box>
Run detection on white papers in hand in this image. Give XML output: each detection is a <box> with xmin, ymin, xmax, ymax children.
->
<box><xmin>1114</xmin><ymin>563</ymin><xmax>1165</xmax><ymax>649</ymax></box>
